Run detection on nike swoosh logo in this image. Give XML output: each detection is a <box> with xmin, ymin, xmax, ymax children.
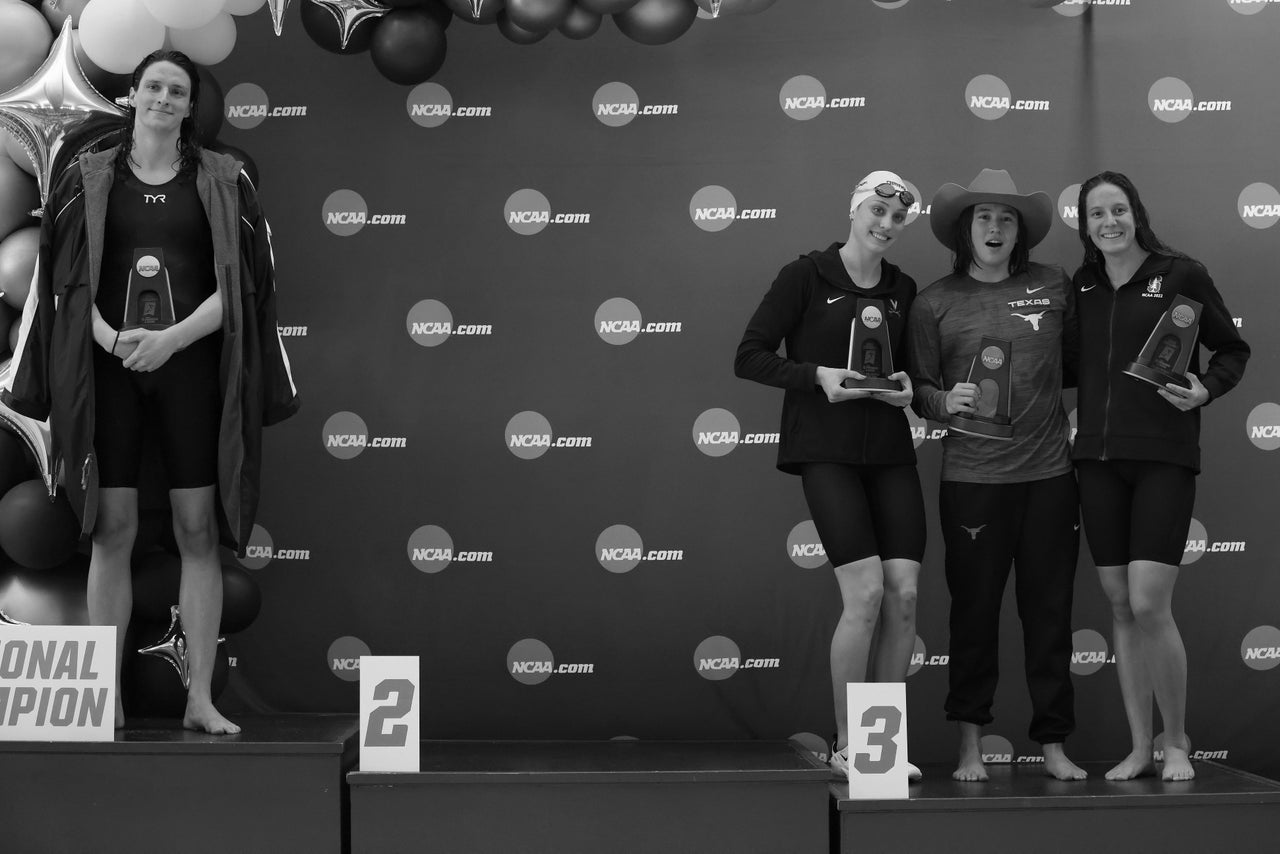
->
<box><xmin>827</xmin><ymin>296</ymin><xmax>846</xmax><ymax>304</ymax></box>
<box><xmin>1026</xmin><ymin>286</ymin><xmax>1046</xmax><ymax>294</ymax></box>
<box><xmin>1080</xmin><ymin>284</ymin><xmax>1097</xmax><ymax>292</ymax></box>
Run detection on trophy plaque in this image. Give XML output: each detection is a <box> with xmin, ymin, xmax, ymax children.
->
<box><xmin>1123</xmin><ymin>295</ymin><xmax>1201</xmax><ymax>392</ymax></box>
<box><xmin>949</xmin><ymin>336</ymin><xmax>1014</xmax><ymax>440</ymax></box>
<box><xmin>842</xmin><ymin>299</ymin><xmax>901</xmax><ymax>392</ymax></box>
<box><xmin>121</xmin><ymin>248</ymin><xmax>175</xmax><ymax>331</ymax></box>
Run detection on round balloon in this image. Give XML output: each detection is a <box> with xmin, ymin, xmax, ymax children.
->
<box><xmin>0</xmin><ymin>2</ymin><xmax>54</xmax><ymax>92</ymax></box>
<box><xmin>131</xmin><ymin>550</ymin><xmax>181</xmax><ymax>622</ymax></box>
<box><xmin>579</xmin><ymin>0</ymin><xmax>636</xmax><ymax>13</ymax></box>
<box><xmin>370</xmin><ymin>9</ymin><xmax>449</xmax><ymax>85</ymax></box>
<box><xmin>0</xmin><ymin>427</ymin><xmax>36</xmax><ymax>498</ymax></box>
<box><xmin>558</xmin><ymin>4</ymin><xmax>600</xmax><ymax>38</ymax></box>
<box><xmin>0</xmin><ymin>301</ymin><xmax>12</xmax><ymax>358</ymax></box>
<box><xmin>41</xmin><ymin>0</ymin><xmax>93</xmax><ymax>30</ymax></box>
<box><xmin>220</xmin><ymin>562</ymin><xmax>261</xmax><ymax>633</ymax></box>
<box><xmin>497</xmin><ymin>10</ymin><xmax>547</xmax><ymax>42</ymax></box>
<box><xmin>0</xmin><ymin>479</ymin><xmax>82</xmax><ymax>570</ymax></box>
<box><xmin>0</xmin><ymin>227</ymin><xmax>39</xmax><ymax>311</ymax></box>
<box><xmin>169</xmin><ymin>12</ymin><xmax>238</xmax><ymax>66</ymax></box>
<box><xmin>422</xmin><ymin>0</ymin><xmax>452</xmax><ymax>28</ymax></box>
<box><xmin>195</xmin><ymin>66</ymin><xmax>225</xmax><ymax>144</ymax></box>
<box><xmin>443</xmin><ymin>0</ymin><xmax>504</xmax><ymax>24</ymax></box>
<box><xmin>71</xmin><ymin>31</ymin><xmax>134</xmax><ymax>102</ymax></box>
<box><xmin>505</xmin><ymin>0</ymin><xmax>571</xmax><ymax>31</ymax></box>
<box><xmin>79</xmin><ymin>0</ymin><xmax>167</xmax><ymax>75</ymax></box>
<box><xmin>0</xmin><ymin>556</ymin><xmax>90</xmax><ymax>625</ymax></box>
<box><xmin>140</xmin><ymin>0</ymin><xmax>224</xmax><ymax>30</ymax></box>
<box><xmin>224</xmin><ymin>0</ymin><xmax>267</xmax><ymax>14</ymax></box>
<box><xmin>614</xmin><ymin>0</ymin><xmax>696</xmax><ymax>45</ymax></box>
<box><xmin>2</xmin><ymin>131</ymin><xmax>35</xmax><ymax>178</ymax></box>
<box><xmin>300</xmin><ymin>0</ymin><xmax>377</xmax><ymax>53</ymax></box>
<box><xmin>0</xmin><ymin>150</ymin><xmax>40</xmax><ymax>242</ymax></box>
<box><xmin>206</xmin><ymin>140</ymin><xmax>259</xmax><ymax>189</ymax></box>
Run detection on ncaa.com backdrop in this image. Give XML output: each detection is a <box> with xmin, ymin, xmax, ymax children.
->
<box><xmin>215</xmin><ymin>0</ymin><xmax>1280</xmax><ymax>776</ymax></box>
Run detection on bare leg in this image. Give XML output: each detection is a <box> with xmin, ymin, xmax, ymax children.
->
<box><xmin>89</xmin><ymin>488</ymin><xmax>138</xmax><ymax>729</ymax></box>
<box><xmin>873</xmin><ymin>558</ymin><xmax>922</xmax><ymax>781</ymax></box>
<box><xmin>1097</xmin><ymin>564</ymin><xmax>1156</xmax><ymax>780</ymax></box>
<box><xmin>831</xmin><ymin>556</ymin><xmax>884</xmax><ymax>752</ymax></box>
<box><xmin>1128</xmin><ymin>560</ymin><xmax>1191</xmax><ymax>781</ymax></box>
<box><xmin>171</xmin><ymin>486</ymin><xmax>239</xmax><ymax>735</ymax></box>
<box><xmin>1042</xmin><ymin>742</ymin><xmax>1087</xmax><ymax>781</ymax></box>
<box><xmin>954</xmin><ymin>721</ymin><xmax>987</xmax><ymax>782</ymax></box>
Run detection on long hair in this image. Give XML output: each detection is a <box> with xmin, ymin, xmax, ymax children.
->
<box><xmin>951</xmin><ymin>205</ymin><xmax>1030</xmax><ymax>278</ymax></box>
<box><xmin>114</xmin><ymin>50</ymin><xmax>202</xmax><ymax>177</ymax></box>
<box><xmin>1076</xmin><ymin>171</ymin><xmax>1201</xmax><ymax>269</ymax></box>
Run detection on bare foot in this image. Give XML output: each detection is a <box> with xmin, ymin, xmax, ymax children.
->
<box><xmin>906</xmin><ymin>761</ymin><xmax>923</xmax><ymax>782</ymax></box>
<box><xmin>183</xmin><ymin>700</ymin><xmax>241</xmax><ymax>735</ymax></box>
<box><xmin>953</xmin><ymin>724</ymin><xmax>988</xmax><ymax>782</ymax></box>
<box><xmin>1105</xmin><ymin>748</ymin><xmax>1155</xmax><ymax>781</ymax></box>
<box><xmin>1161</xmin><ymin>743</ymin><xmax>1195</xmax><ymax>782</ymax></box>
<box><xmin>1042</xmin><ymin>743</ymin><xmax>1087</xmax><ymax>781</ymax></box>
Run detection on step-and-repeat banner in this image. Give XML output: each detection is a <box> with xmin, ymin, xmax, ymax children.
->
<box><xmin>61</xmin><ymin>0</ymin><xmax>1280</xmax><ymax>772</ymax></box>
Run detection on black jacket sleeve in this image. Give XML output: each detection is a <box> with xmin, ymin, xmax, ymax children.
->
<box><xmin>733</xmin><ymin>259</ymin><xmax>818</xmax><ymax>391</ymax></box>
<box><xmin>1188</xmin><ymin>263</ymin><xmax>1249</xmax><ymax>403</ymax></box>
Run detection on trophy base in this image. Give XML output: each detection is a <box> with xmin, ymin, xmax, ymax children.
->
<box><xmin>1123</xmin><ymin>362</ymin><xmax>1191</xmax><ymax>391</ymax></box>
<box><xmin>949</xmin><ymin>413</ymin><xmax>1013</xmax><ymax>440</ymax></box>
<box><xmin>842</xmin><ymin>377</ymin><xmax>901</xmax><ymax>392</ymax></box>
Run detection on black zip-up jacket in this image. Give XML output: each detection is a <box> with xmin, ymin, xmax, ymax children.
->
<box><xmin>1070</xmin><ymin>253</ymin><xmax>1249</xmax><ymax>473</ymax></box>
<box><xmin>734</xmin><ymin>242</ymin><xmax>917</xmax><ymax>474</ymax></box>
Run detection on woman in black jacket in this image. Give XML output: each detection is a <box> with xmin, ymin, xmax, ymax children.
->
<box><xmin>1073</xmin><ymin>171</ymin><xmax>1249</xmax><ymax>782</ymax></box>
<box><xmin>735</xmin><ymin>171</ymin><xmax>924</xmax><ymax>780</ymax></box>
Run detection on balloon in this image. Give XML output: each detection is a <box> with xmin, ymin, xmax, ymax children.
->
<box><xmin>72</xmin><ymin>31</ymin><xmax>133</xmax><ymax>102</ymax></box>
<box><xmin>219</xmin><ymin>562</ymin><xmax>261</xmax><ymax>633</ymax></box>
<box><xmin>194</xmin><ymin>65</ymin><xmax>225</xmax><ymax>144</ymax></box>
<box><xmin>308</xmin><ymin>0</ymin><xmax>390</xmax><ymax>51</ymax></box>
<box><xmin>558</xmin><ymin>4</ymin><xmax>600</xmax><ymax>38</ymax></box>
<box><xmin>0</xmin><ymin>361</ymin><xmax>54</xmax><ymax>499</ymax></box>
<box><xmin>443</xmin><ymin>0</ymin><xmax>504</xmax><ymax>24</ymax></box>
<box><xmin>370</xmin><ymin>9</ymin><xmax>448</xmax><ymax>84</ymax></box>
<box><xmin>0</xmin><ymin>226</ymin><xmax>38</xmax><ymax>310</ymax></box>
<box><xmin>168</xmin><ymin>12</ymin><xmax>238</xmax><ymax>65</ymax></box>
<box><xmin>301</xmin><ymin>0</ymin><xmax>375</xmax><ymax>53</ymax></box>
<box><xmin>126</xmin><ymin>608</ymin><xmax>229</xmax><ymax>715</ymax></box>
<box><xmin>693</xmin><ymin>0</ymin><xmax>753</xmax><ymax>15</ymax></box>
<box><xmin>0</xmin><ymin>147</ymin><xmax>39</xmax><ymax>241</ymax></box>
<box><xmin>579</xmin><ymin>0</ymin><xmax>635</xmax><ymax>13</ymax></box>
<box><xmin>0</xmin><ymin>556</ymin><xmax>90</xmax><ymax>625</ymax></box>
<box><xmin>8</xmin><ymin>319</ymin><xmax>18</xmax><ymax>354</ymax></box>
<box><xmin>0</xmin><ymin>302</ymin><xmax>12</xmax><ymax>358</ymax></box>
<box><xmin>206</xmin><ymin>140</ymin><xmax>258</xmax><ymax>188</ymax></box>
<box><xmin>506</xmin><ymin>0</ymin><xmax>571</xmax><ymax>31</ymax></box>
<box><xmin>140</xmin><ymin>0</ymin><xmax>224</xmax><ymax>30</ymax></box>
<box><xmin>225</xmin><ymin>0</ymin><xmax>267</xmax><ymax>14</ymax></box>
<box><xmin>0</xmin><ymin>2</ymin><xmax>53</xmax><ymax>94</ymax></box>
<box><xmin>79</xmin><ymin>0</ymin><xmax>167</xmax><ymax>75</ymax></box>
<box><xmin>267</xmin><ymin>0</ymin><xmax>292</xmax><ymax>34</ymax></box>
<box><xmin>0</xmin><ymin>425</ymin><xmax>37</xmax><ymax>497</ymax></box>
<box><xmin>497</xmin><ymin>11</ymin><xmax>547</xmax><ymax>42</ymax></box>
<box><xmin>41</xmin><ymin>0</ymin><xmax>93</xmax><ymax>29</ymax></box>
<box><xmin>0</xmin><ymin>479</ymin><xmax>81</xmax><ymax>569</ymax></box>
<box><xmin>613</xmin><ymin>0</ymin><xmax>696</xmax><ymax>45</ymax></box>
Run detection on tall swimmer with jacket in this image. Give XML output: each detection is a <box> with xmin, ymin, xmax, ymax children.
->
<box><xmin>736</xmin><ymin>171</ymin><xmax>926</xmax><ymax>781</ymax></box>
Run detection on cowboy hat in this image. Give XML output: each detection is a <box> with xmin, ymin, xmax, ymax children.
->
<box><xmin>929</xmin><ymin>168</ymin><xmax>1053</xmax><ymax>251</ymax></box>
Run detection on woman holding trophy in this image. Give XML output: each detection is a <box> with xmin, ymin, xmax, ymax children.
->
<box><xmin>736</xmin><ymin>170</ymin><xmax>925</xmax><ymax>780</ymax></box>
<box><xmin>1072</xmin><ymin>172</ymin><xmax>1249</xmax><ymax>781</ymax></box>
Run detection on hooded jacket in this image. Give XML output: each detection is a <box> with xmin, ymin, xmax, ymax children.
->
<box><xmin>2</xmin><ymin>147</ymin><xmax>299</xmax><ymax>553</ymax></box>
<box><xmin>735</xmin><ymin>242</ymin><xmax>918</xmax><ymax>473</ymax></box>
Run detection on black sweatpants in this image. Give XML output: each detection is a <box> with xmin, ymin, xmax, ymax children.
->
<box><xmin>939</xmin><ymin>472</ymin><xmax>1079</xmax><ymax>744</ymax></box>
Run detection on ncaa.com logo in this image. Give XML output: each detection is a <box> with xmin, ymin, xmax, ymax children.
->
<box><xmin>406</xmin><ymin>299</ymin><xmax>493</xmax><ymax>347</ymax></box>
<box><xmin>505</xmin><ymin>410</ymin><xmax>592</xmax><ymax>459</ymax></box>
<box><xmin>965</xmin><ymin>75</ymin><xmax>1051</xmax><ymax>120</ymax></box>
<box><xmin>238</xmin><ymin>523</ymin><xmax>311</xmax><ymax>570</ymax></box>
<box><xmin>507</xmin><ymin>638</ymin><xmax>594</xmax><ymax>685</ymax></box>
<box><xmin>1148</xmin><ymin>77</ymin><xmax>1232</xmax><ymax>123</ymax></box>
<box><xmin>1153</xmin><ymin>733</ymin><xmax>1228</xmax><ymax>762</ymax></box>
<box><xmin>596</xmin><ymin>525</ymin><xmax>683</xmax><ymax>573</ymax></box>
<box><xmin>689</xmin><ymin>186</ymin><xmax>777</xmax><ymax>233</ymax></box>
<box><xmin>406</xmin><ymin>82</ymin><xmax>492</xmax><ymax>128</ymax></box>
<box><xmin>1241</xmin><ymin>626</ymin><xmax>1280</xmax><ymax>671</ymax></box>
<box><xmin>224</xmin><ymin>82</ymin><xmax>307</xmax><ymax>130</ymax></box>
<box><xmin>1239</xmin><ymin>183</ymin><xmax>1280</xmax><ymax>229</ymax></box>
<box><xmin>1230</xmin><ymin>0</ymin><xmax>1280</xmax><ymax>16</ymax></box>
<box><xmin>328</xmin><ymin>635</ymin><xmax>370</xmax><ymax>682</ymax></box>
<box><xmin>787</xmin><ymin>520</ymin><xmax>827</xmax><ymax>569</ymax></box>
<box><xmin>322</xmin><ymin>411</ymin><xmax>408</xmax><ymax>460</ymax></box>
<box><xmin>593</xmin><ymin>82</ymin><xmax>678</xmax><ymax>127</ymax></box>
<box><xmin>908</xmin><ymin>635</ymin><xmax>948</xmax><ymax>677</ymax></box>
<box><xmin>407</xmin><ymin>525</ymin><xmax>494</xmax><ymax>574</ymax></box>
<box><xmin>869</xmin><ymin>0</ymin><xmax>910</xmax><ymax>8</ymax></box>
<box><xmin>693</xmin><ymin>635</ymin><xmax>781</xmax><ymax>681</ymax></box>
<box><xmin>595</xmin><ymin>298</ymin><xmax>682</xmax><ymax>345</ymax></box>
<box><xmin>504</xmin><ymin>189</ymin><xmax>590</xmax><ymax>235</ymax></box>
<box><xmin>1053</xmin><ymin>0</ymin><xmax>1130</xmax><ymax>16</ymax></box>
<box><xmin>778</xmin><ymin>76</ymin><xmax>866</xmax><ymax>122</ymax></box>
<box><xmin>278</xmin><ymin>323</ymin><xmax>307</xmax><ymax>338</ymax></box>
<box><xmin>691</xmin><ymin>408</ymin><xmax>778</xmax><ymax>457</ymax></box>
<box><xmin>1181</xmin><ymin>517</ymin><xmax>1246</xmax><ymax>565</ymax></box>
<box><xmin>1246</xmin><ymin>402</ymin><xmax>1280</xmax><ymax>450</ymax></box>
<box><xmin>1057</xmin><ymin>183</ymin><xmax>1082</xmax><ymax>229</ymax></box>
<box><xmin>906</xmin><ymin>408</ymin><xmax>947</xmax><ymax>448</ymax></box>
<box><xmin>1070</xmin><ymin>629</ymin><xmax>1113</xmax><ymax>675</ymax></box>
<box><xmin>322</xmin><ymin>189</ymin><xmax>407</xmax><ymax>237</ymax></box>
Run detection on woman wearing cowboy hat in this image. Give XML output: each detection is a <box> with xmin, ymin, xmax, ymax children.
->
<box><xmin>736</xmin><ymin>170</ymin><xmax>926</xmax><ymax>781</ymax></box>
<box><xmin>906</xmin><ymin>168</ymin><xmax>1085</xmax><ymax>782</ymax></box>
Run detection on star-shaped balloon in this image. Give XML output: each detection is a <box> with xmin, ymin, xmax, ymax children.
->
<box><xmin>309</xmin><ymin>0</ymin><xmax>390</xmax><ymax>50</ymax></box>
<box><xmin>0</xmin><ymin>358</ymin><xmax>55</xmax><ymax>498</ymax></box>
<box><xmin>268</xmin><ymin>0</ymin><xmax>294</xmax><ymax>35</ymax></box>
<box><xmin>0</xmin><ymin>18</ymin><xmax>126</xmax><ymax>207</ymax></box>
<box><xmin>137</xmin><ymin>605</ymin><xmax>226</xmax><ymax>689</ymax></box>
<box><xmin>0</xmin><ymin>609</ymin><xmax>33</xmax><ymax>626</ymax></box>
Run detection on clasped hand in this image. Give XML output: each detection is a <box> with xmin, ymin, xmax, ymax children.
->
<box><xmin>116</xmin><ymin>328</ymin><xmax>178</xmax><ymax>372</ymax></box>
<box><xmin>816</xmin><ymin>365</ymin><xmax>913</xmax><ymax>408</ymax></box>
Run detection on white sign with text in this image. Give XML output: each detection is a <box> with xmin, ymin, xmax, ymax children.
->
<box><xmin>359</xmin><ymin>655</ymin><xmax>420</xmax><ymax>773</ymax></box>
<box><xmin>0</xmin><ymin>625</ymin><xmax>116</xmax><ymax>742</ymax></box>
<box><xmin>845</xmin><ymin>682</ymin><xmax>909</xmax><ymax>799</ymax></box>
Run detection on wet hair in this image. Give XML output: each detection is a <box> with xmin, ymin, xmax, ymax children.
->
<box><xmin>951</xmin><ymin>205</ymin><xmax>1030</xmax><ymax>278</ymax></box>
<box><xmin>1076</xmin><ymin>171</ymin><xmax>1202</xmax><ymax>269</ymax></box>
<box><xmin>115</xmin><ymin>50</ymin><xmax>202</xmax><ymax>177</ymax></box>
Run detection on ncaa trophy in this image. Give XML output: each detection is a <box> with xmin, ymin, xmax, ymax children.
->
<box><xmin>842</xmin><ymin>299</ymin><xmax>901</xmax><ymax>392</ymax></box>
<box><xmin>1123</xmin><ymin>295</ymin><xmax>1202</xmax><ymax>391</ymax></box>
<box><xmin>949</xmin><ymin>336</ymin><xmax>1014</xmax><ymax>440</ymax></box>
<box><xmin>121</xmin><ymin>248</ymin><xmax>176</xmax><ymax>331</ymax></box>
